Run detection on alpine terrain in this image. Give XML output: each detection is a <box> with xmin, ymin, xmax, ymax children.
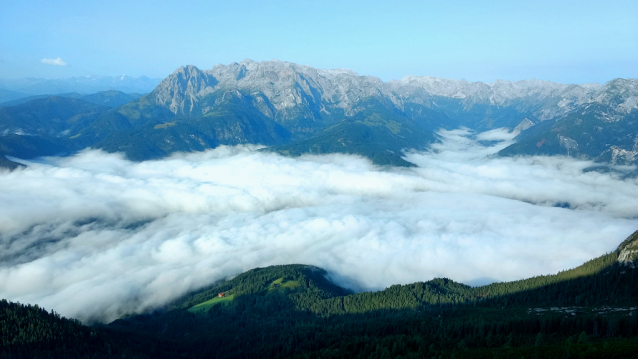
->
<box><xmin>1</xmin><ymin>60</ymin><xmax>637</xmax><ymax>169</ymax></box>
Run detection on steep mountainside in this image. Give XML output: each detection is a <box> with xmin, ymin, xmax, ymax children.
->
<box><xmin>158</xmin><ymin>60</ymin><xmax>636</xmax><ymax>126</ymax></box>
<box><xmin>270</xmin><ymin>98</ymin><xmax>436</xmax><ymax>166</ymax></box>
<box><xmin>499</xmin><ymin>79</ymin><xmax>638</xmax><ymax>164</ymax></box>
<box><xmin>1</xmin><ymin>61</ymin><xmax>637</xmax><ymax>168</ymax></box>
<box><xmin>108</xmin><ymin>61</ymin><xmax>638</xmax><ymax>165</ymax></box>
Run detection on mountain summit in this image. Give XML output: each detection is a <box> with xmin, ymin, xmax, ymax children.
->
<box><xmin>152</xmin><ymin>60</ymin><xmax>638</xmax><ymax>123</ymax></box>
<box><xmin>152</xmin><ymin>65</ymin><xmax>218</xmax><ymax>115</ymax></box>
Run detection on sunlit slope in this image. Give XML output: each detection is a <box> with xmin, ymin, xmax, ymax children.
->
<box><xmin>177</xmin><ymin>231</ymin><xmax>638</xmax><ymax>315</ymax></box>
<box><xmin>187</xmin><ymin>277</ymin><xmax>301</xmax><ymax>313</ymax></box>
<box><xmin>104</xmin><ymin>231</ymin><xmax>638</xmax><ymax>358</ymax></box>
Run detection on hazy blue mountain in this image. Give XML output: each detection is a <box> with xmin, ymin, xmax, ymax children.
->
<box><xmin>0</xmin><ymin>96</ymin><xmax>109</xmax><ymax>137</ymax></box>
<box><xmin>0</xmin><ymin>92</ymin><xmax>84</xmax><ymax>107</ymax></box>
<box><xmin>0</xmin><ymin>134</ymin><xmax>71</xmax><ymax>159</ymax></box>
<box><xmin>0</xmin><ymin>90</ymin><xmax>144</xmax><ymax>108</ymax></box>
<box><xmin>0</xmin><ymin>87</ymin><xmax>31</xmax><ymax>104</ymax></box>
<box><xmin>78</xmin><ymin>90</ymin><xmax>142</xmax><ymax>108</ymax></box>
<box><xmin>0</xmin><ymin>96</ymin><xmax>111</xmax><ymax>167</ymax></box>
<box><xmin>0</xmin><ymin>75</ymin><xmax>162</xmax><ymax>95</ymax></box>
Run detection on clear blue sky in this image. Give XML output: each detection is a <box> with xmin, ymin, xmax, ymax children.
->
<box><xmin>1</xmin><ymin>0</ymin><xmax>636</xmax><ymax>84</ymax></box>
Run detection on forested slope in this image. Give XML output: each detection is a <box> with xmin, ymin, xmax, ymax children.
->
<box><xmin>2</xmin><ymin>231</ymin><xmax>638</xmax><ymax>358</ymax></box>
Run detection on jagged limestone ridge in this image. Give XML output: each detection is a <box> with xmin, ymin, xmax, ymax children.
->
<box><xmin>150</xmin><ymin>60</ymin><xmax>638</xmax><ymax>121</ymax></box>
<box><xmin>617</xmin><ymin>231</ymin><xmax>638</xmax><ymax>268</ymax></box>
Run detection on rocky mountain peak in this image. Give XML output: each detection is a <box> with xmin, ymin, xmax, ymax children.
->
<box><xmin>203</xmin><ymin>60</ymin><xmax>391</xmax><ymax>116</ymax></box>
<box><xmin>151</xmin><ymin>65</ymin><xmax>219</xmax><ymax>115</ymax></box>
<box><xmin>617</xmin><ymin>231</ymin><xmax>638</xmax><ymax>268</ymax></box>
<box><xmin>394</xmin><ymin>76</ymin><xmax>574</xmax><ymax>105</ymax></box>
<box><xmin>593</xmin><ymin>78</ymin><xmax>638</xmax><ymax>114</ymax></box>
<box><xmin>146</xmin><ymin>60</ymin><xmax>638</xmax><ymax>125</ymax></box>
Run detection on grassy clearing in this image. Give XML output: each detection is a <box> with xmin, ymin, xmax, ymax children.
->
<box><xmin>188</xmin><ymin>294</ymin><xmax>235</xmax><ymax>313</ymax></box>
<box><xmin>357</xmin><ymin>113</ymin><xmax>402</xmax><ymax>135</ymax></box>
<box><xmin>188</xmin><ymin>277</ymin><xmax>300</xmax><ymax>314</ymax></box>
<box><xmin>153</xmin><ymin>122</ymin><xmax>176</xmax><ymax>129</ymax></box>
<box><xmin>268</xmin><ymin>277</ymin><xmax>301</xmax><ymax>291</ymax></box>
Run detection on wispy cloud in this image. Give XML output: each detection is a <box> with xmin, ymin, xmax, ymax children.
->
<box><xmin>40</xmin><ymin>57</ymin><xmax>67</xmax><ymax>66</ymax></box>
<box><xmin>0</xmin><ymin>131</ymin><xmax>636</xmax><ymax>323</ymax></box>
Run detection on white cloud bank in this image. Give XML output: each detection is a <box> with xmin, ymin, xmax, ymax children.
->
<box><xmin>0</xmin><ymin>129</ymin><xmax>637</xmax><ymax>323</ymax></box>
<box><xmin>40</xmin><ymin>57</ymin><xmax>67</xmax><ymax>66</ymax></box>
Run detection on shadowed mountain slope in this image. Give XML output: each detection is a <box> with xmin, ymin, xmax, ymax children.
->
<box><xmin>2</xmin><ymin>231</ymin><xmax>637</xmax><ymax>358</ymax></box>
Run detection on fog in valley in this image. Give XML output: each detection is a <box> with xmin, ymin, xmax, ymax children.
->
<box><xmin>1</xmin><ymin>128</ymin><xmax>637</xmax><ymax>323</ymax></box>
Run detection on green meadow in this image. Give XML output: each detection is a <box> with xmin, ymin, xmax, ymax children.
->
<box><xmin>187</xmin><ymin>294</ymin><xmax>235</xmax><ymax>313</ymax></box>
<box><xmin>268</xmin><ymin>277</ymin><xmax>300</xmax><ymax>291</ymax></box>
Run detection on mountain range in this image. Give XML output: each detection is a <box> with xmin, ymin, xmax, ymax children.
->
<box><xmin>0</xmin><ymin>75</ymin><xmax>161</xmax><ymax>99</ymax></box>
<box><xmin>2</xmin><ymin>230</ymin><xmax>637</xmax><ymax>358</ymax></box>
<box><xmin>1</xmin><ymin>60</ymin><xmax>637</xmax><ymax>169</ymax></box>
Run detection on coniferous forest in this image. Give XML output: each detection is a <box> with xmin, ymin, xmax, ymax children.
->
<box><xmin>2</xmin><ymin>231</ymin><xmax>638</xmax><ymax>359</ymax></box>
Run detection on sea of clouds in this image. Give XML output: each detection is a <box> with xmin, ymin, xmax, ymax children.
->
<box><xmin>0</xmin><ymin>128</ymin><xmax>637</xmax><ymax>323</ymax></box>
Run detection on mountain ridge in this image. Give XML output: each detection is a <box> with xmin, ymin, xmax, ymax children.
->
<box><xmin>1</xmin><ymin>60</ymin><xmax>637</xmax><ymax>169</ymax></box>
<box><xmin>0</xmin><ymin>74</ymin><xmax>162</xmax><ymax>96</ymax></box>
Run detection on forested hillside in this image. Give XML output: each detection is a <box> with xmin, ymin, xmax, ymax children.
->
<box><xmin>2</xmin><ymin>231</ymin><xmax>637</xmax><ymax>358</ymax></box>
<box><xmin>0</xmin><ymin>299</ymin><xmax>159</xmax><ymax>358</ymax></box>
<box><xmin>102</xmin><ymin>231</ymin><xmax>638</xmax><ymax>358</ymax></box>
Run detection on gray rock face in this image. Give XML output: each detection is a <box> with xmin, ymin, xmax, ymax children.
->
<box><xmin>150</xmin><ymin>60</ymin><xmax>638</xmax><ymax>125</ymax></box>
<box><xmin>142</xmin><ymin>60</ymin><xmax>638</xmax><ymax>166</ymax></box>
<box><xmin>513</xmin><ymin>118</ymin><xmax>535</xmax><ymax>133</ymax></box>
<box><xmin>558</xmin><ymin>135</ymin><xmax>579</xmax><ymax>155</ymax></box>
<box><xmin>617</xmin><ymin>231</ymin><xmax>638</xmax><ymax>268</ymax></box>
<box><xmin>207</xmin><ymin>59</ymin><xmax>392</xmax><ymax>118</ymax></box>
<box><xmin>152</xmin><ymin>65</ymin><xmax>218</xmax><ymax>115</ymax></box>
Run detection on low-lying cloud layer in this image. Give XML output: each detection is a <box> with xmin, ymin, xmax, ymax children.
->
<box><xmin>1</xmin><ymin>128</ymin><xmax>637</xmax><ymax>323</ymax></box>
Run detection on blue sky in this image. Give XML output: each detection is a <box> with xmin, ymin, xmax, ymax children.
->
<box><xmin>1</xmin><ymin>0</ymin><xmax>636</xmax><ymax>83</ymax></box>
